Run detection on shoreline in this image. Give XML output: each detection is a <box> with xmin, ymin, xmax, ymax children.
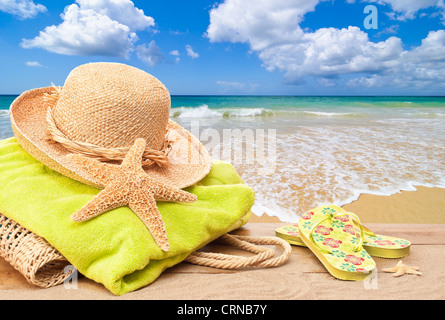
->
<box><xmin>249</xmin><ymin>186</ymin><xmax>445</xmax><ymax>224</ymax></box>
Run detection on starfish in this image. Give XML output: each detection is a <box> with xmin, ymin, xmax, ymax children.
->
<box><xmin>67</xmin><ymin>138</ymin><xmax>198</xmax><ymax>252</ymax></box>
<box><xmin>383</xmin><ymin>260</ymin><xmax>422</xmax><ymax>277</ymax></box>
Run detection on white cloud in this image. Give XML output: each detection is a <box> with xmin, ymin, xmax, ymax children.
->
<box><xmin>261</xmin><ymin>27</ymin><xmax>404</xmax><ymax>82</ymax></box>
<box><xmin>400</xmin><ymin>30</ymin><xmax>445</xmax><ymax>83</ymax></box>
<box><xmin>185</xmin><ymin>44</ymin><xmax>199</xmax><ymax>58</ymax></box>
<box><xmin>136</xmin><ymin>40</ymin><xmax>163</xmax><ymax>66</ymax></box>
<box><xmin>347</xmin><ymin>30</ymin><xmax>445</xmax><ymax>88</ymax></box>
<box><xmin>20</xmin><ymin>0</ymin><xmax>154</xmax><ymax>58</ymax></box>
<box><xmin>74</xmin><ymin>0</ymin><xmax>154</xmax><ymax>31</ymax></box>
<box><xmin>367</xmin><ymin>0</ymin><xmax>440</xmax><ymax>20</ymax></box>
<box><xmin>356</xmin><ymin>0</ymin><xmax>445</xmax><ymax>23</ymax></box>
<box><xmin>169</xmin><ymin>50</ymin><xmax>180</xmax><ymax>63</ymax></box>
<box><xmin>317</xmin><ymin>78</ymin><xmax>337</xmax><ymax>87</ymax></box>
<box><xmin>0</xmin><ymin>0</ymin><xmax>46</xmax><ymax>19</ymax></box>
<box><xmin>375</xmin><ymin>24</ymin><xmax>399</xmax><ymax>37</ymax></box>
<box><xmin>216</xmin><ymin>80</ymin><xmax>260</xmax><ymax>93</ymax></box>
<box><xmin>25</xmin><ymin>60</ymin><xmax>43</xmax><ymax>67</ymax></box>
<box><xmin>170</xmin><ymin>30</ymin><xmax>188</xmax><ymax>36</ymax></box>
<box><xmin>207</xmin><ymin>0</ymin><xmax>320</xmax><ymax>51</ymax></box>
<box><xmin>207</xmin><ymin>0</ymin><xmax>445</xmax><ymax>90</ymax></box>
<box><xmin>216</xmin><ymin>80</ymin><xmax>245</xmax><ymax>90</ymax></box>
<box><xmin>409</xmin><ymin>29</ymin><xmax>445</xmax><ymax>62</ymax></box>
<box><xmin>347</xmin><ymin>75</ymin><xmax>381</xmax><ymax>88</ymax></box>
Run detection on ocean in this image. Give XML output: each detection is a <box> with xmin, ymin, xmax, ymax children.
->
<box><xmin>1</xmin><ymin>95</ymin><xmax>444</xmax><ymax>222</ymax></box>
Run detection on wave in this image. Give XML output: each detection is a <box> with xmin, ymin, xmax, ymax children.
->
<box><xmin>171</xmin><ymin>105</ymin><xmax>275</xmax><ymax>119</ymax></box>
<box><xmin>303</xmin><ymin>111</ymin><xmax>363</xmax><ymax>117</ymax></box>
<box><xmin>0</xmin><ymin>110</ymin><xmax>9</xmax><ymax>117</ymax></box>
<box><xmin>412</xmin><ymin>112</ymin><xmax>445</xmax><ymax>119</ymax></box>
<box><xmin>171</xmin><ymin>105</ymin><xmax>222</xmax><ymax>118</ymax></box>
<box><xmin>170</xmin><ymin>105</ymin><xmax>367</xmax><ymax>119</ymax></box>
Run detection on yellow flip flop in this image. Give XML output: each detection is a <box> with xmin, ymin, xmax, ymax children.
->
<box><xmin>276</xmin><ymin>206</ymin><xmax>411</xmax><ymax>259</ymax></box>
<box><xmin>275</xmin><ymin>224</ymin><xmax>306</xmax><ymax>246</ymax></box>
<box><xmin>297</xmin><ymin>205</ymin><xmax>376</xmax><ymax>281</ymax></box>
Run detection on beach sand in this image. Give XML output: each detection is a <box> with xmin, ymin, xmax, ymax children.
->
<box><xmin>249</xmin><ymin>186</ymin><xmax>445</xmax><ymax>224</ymax></box>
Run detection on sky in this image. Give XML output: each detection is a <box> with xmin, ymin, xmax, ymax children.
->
<box><xmin>0</xmin><ymin>0</ymin><xmax>444</xmax><ymax>95</ymax></box>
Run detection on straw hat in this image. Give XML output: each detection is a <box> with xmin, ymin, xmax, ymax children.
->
<box><xmin>10</xmin><ymin>62</ymin><xmax>212</xmax><ymax>189</ymax></box>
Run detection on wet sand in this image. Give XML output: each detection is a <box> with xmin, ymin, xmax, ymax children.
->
<box><xmin>249</xmin><ymin>186</ymin><xmax>445</xmax><ymax>224</ymax></box>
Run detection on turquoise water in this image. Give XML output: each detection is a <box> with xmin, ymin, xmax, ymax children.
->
<box><xmin>171</xmin><ymin>96</ymin><xmax>445</xmax><ymax>121</ymax></box>
<box><xmin>171</xmin><ymin>95</ymin><xmax>445</xmax><ymax>109</ymax></box>
<box><xmin>0</xmin><ymin>95</ymin><xmax>14</xmax><ymax>139</ymax></box>
<box><xmin>3</xmin><ymin>95</ymin><xmax>445</xmax><ymax>110</ymax></box>
<box><xmin>1</xmin><ymin>94</ymin><xmax>444</xmax><ymax>222</ymax></box>
<box><xmin>0</xmin><ymin>95</ymin><xmax>17</xmax><ymax>110</ymax></box>
<box><xmin>170</xmin><ymin>95</ymin><xmax>445</xmax><ymax>125</ymax></box>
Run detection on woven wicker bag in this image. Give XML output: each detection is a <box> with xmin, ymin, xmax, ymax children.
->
<box><xmin>0</xmin><ymin>211</ymin><xmax>291</xmax><ymax>289</ymax></box>
<box><xmin>0</xmin><ymin>213</ymin><xmax>73</xmax><ymax>288</ymax></box>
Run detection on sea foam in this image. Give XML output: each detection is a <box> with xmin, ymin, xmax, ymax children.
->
<box><xmin>238</xmin><ymin>120</ymin><xmax>445</xmax><ymax>223</ymax></box>
<box><xmin>171</xmin><ymin>104</ymin><xmax>274</xmax><ymax>119</ymax></box>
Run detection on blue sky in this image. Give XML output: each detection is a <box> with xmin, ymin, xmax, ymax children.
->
<box><xmin>0</xmin><ymin>0</ymin><xmax>444</xmax><ymax>95</ymax></box>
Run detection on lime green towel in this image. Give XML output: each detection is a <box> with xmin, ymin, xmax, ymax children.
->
<box><xmin>0</xmin><ymin>138</ymin><xmax>254</xmax><ymax>295</ymax></box>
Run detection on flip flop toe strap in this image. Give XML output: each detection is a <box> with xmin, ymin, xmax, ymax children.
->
<box><xmin>308</xmin><ymin>211</ymin><xmax>365</xmax><ymax>254</ymax></box>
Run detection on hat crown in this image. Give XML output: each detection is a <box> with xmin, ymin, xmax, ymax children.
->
<box><xmin>52</xmin><ymin>63</ymin><xmax>170</xmax><ymax>150</ymax></box>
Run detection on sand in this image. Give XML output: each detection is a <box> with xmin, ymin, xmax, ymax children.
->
<box><xmin>250</xmin><ymin>186</ymin><xmax>445</xmax><ymax>224</ymax></box>
<box><xmin>343</xmin><ymin>187</ymin><xmax>445</xmax><ymax>224</ymax></box>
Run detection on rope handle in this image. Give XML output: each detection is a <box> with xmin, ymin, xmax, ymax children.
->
<box><xmin>185</xmin><ymin>234</ymin><xmax>292</xmax><ymax>270</ymax></box>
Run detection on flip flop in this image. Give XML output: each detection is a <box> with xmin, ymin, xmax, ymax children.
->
<box><xmin>297</xmin><ymin>205</ymin><xmax>376</xmax><ymax>281</ymax></box>
<box><xmin>276</xmin><ymin>205</ymin><xmax>411</xmax><ymax>259</ymax></box>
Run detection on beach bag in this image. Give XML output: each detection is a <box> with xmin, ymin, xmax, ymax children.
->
<box><xmin>2</xmin><ymin>63</ymin><xmax>291</xmax><ymax>295</ymax></box>
<box><xmin>0</xmin><ymin>138</ymin><xmax>290</xmax><ymax>295</ymax></box>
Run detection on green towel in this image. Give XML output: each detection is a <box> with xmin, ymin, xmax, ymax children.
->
<box><xmin>0</xmin><ymin>138</ymin><xmax>254</xmax><ymax>295</ymax></box>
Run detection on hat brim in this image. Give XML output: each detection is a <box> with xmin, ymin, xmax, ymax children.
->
<box><xmin>10</xmin><ymin>87</ymin><xmax>212</xmax><ymax>189</ymax></box>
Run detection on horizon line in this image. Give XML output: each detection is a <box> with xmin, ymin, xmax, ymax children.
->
<box><xmin>1</xmin><ymin>94</ymin><xmax>445</xmax><ymax>98</ymax></box>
